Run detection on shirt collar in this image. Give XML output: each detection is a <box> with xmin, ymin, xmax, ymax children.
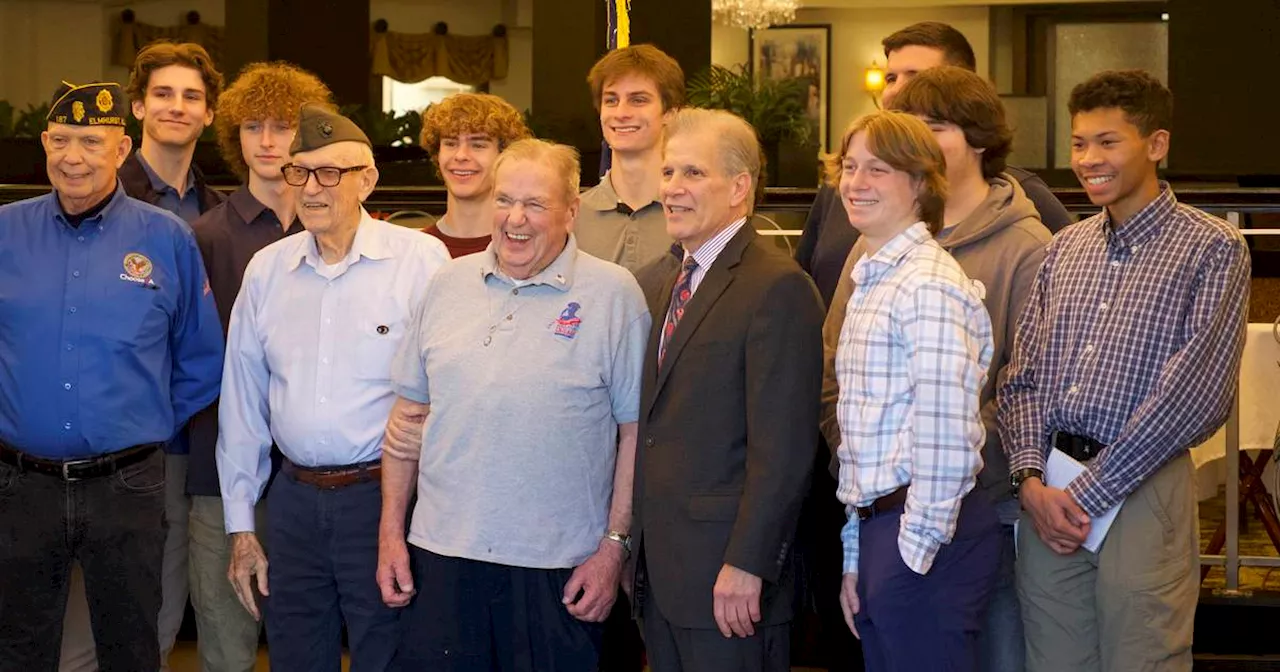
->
<box><xmin>852</xmin><ymin>221</ymin><xmax>931</xmax><ymax>285</ymax></box>
<box><xmin>135</xmin><ymin>152</ymin><xmax>197</xmax><ymax>198</ymax></box>
<box><xmin>1102</xmin><ymin>180</ymin><xmax>1175</xmax><ymax>249</ymax></box>
<box><xmin>581</xmin><ymin>170</ymin><xmax>661</xmax><ymax>213</ymax></box>
<box><xmin>49</xmin><ymin>179</ymin><xmax>129</xmax><ymax>230</ymax></box>
<box><xmin>685</xmin><ymin>217</ymin><xmax>748</xmax><ymax>271</ymax></box>
<box><xmin>228</xmin><ymin>186</ymin><xmax>269</xmax><ymax>224</ymax></box>
<box><xmin>479</xmin><ymin>233</ymin><xmax>579</xmax><ymax>291</ymax></box>
<box><xmin>287</xmin><ymin>208</ymin><xmax>391</xmax><ymax>271</ymax></box>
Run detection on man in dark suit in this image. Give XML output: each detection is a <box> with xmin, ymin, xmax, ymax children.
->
<box><xmin>631</xmin><ymin>108</ymin><xmax>824</xmax><ymax>671</ymax></box>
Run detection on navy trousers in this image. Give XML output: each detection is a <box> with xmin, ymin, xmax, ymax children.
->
<box><xmin>853</xmin><ymin>489</ymin><xmax>1001</xmax><ymax>672</ymax></box>
<box><xmin>264</xmin><ymin>471</ymin><xmax>400</xmax><ymax>672</ymax></box>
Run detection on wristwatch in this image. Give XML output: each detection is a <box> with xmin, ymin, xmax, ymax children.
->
<box><xmin>603</xmin><ymin>530</ymin><xmax>632</xmax><ymax>558</ymax></box>
<box><xmin>1009</xmin><ymin>468</ymin><xmax>1044</xmax><ymax>498</ymax></box>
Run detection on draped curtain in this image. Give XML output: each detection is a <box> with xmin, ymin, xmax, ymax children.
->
<box><xmin>371</xmin><ymin>27</ymin><xmax>508</xmax><ymax>86</ymax></box>
<box><xmin>113</xmin><ymin>14</ymin><xmax>224</xmax><ymax>68</ymax></box>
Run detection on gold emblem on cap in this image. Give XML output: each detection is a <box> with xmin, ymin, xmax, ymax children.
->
<box><xmin>72</xmin><ymin>101</ymin><xmax>85</xmax><ymax>123</ymax></box>
<box><xmin>319</xmin><ymin>121</ymin><xmax>333</xmax><ymax>138</ymax></box>
<box><xmin>96</xmin><ymin>88</ymin><xmax>113</xmax><ymax>113</ymax></box>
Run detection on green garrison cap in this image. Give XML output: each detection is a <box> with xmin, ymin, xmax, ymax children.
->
<box><xmin>289</xmin><ymin>103</ymin><xmax>371</xmax><ymax>154</ymax></box>
<box><xmin>47</xmin><ymin>81</ymin><xmax>128</xmax><ymax>127</ymax></box>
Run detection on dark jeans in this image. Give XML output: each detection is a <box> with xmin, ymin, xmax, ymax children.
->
<box><xmin>393</xmin><ymin>546</ymin><xmax>604</xmax><ymax>672</ymax></box>
<box><xmin>854</xmin><ymin>489</ymin><xmax>1001</xmax><ymax>672</ymax></box>
<box><xmin>264</xmin><ymin>471</ymin><xmax>400</xmax><ymax>672</ymax></box>
<box><xmin>0</xmin><ymin>449</ymin><xmax>166</xmax><ymax>672</ymax></box>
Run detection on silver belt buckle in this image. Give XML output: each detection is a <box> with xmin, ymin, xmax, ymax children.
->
<box><xmin>60</xmin><ymin>458</ymin><xmax>95</xmax><ymax>482</ymax></box>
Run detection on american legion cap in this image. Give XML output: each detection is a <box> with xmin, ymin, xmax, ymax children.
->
<box><xmin>47</xmin><ymin>81</ymin><xmax>129</xmax><ymax>127</ymax></box>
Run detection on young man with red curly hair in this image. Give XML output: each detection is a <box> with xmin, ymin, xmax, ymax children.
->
<box><xmin>419</xmin><ymin>93</ymin><xmax>531</xmax><ymax>258</ymax></box>
<box><xmin>185</xmin><ymin>61</ymin><xmax>333</xmax><ymax>672</ymax></box>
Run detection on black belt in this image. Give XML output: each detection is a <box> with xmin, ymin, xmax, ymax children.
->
<box><xmin>1052</xmin><ymin>431</ymin><xmax>1106</xmax><ymax>463</ymax></box>
<box><xmin>0</xmin><ymin>441</ymin><xmax>163</xmax><ymax>482</ymax></box>
<box><xmin>855</xmin><ymin>485</ymin><xmax>908</xmax><ymax>521</ymax></box>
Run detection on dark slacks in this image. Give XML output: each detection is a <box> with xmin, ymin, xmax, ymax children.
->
<box><xmin>264</xmin><ymin>471</ymin><xmax>400</xmax><ymax>672</ymax></box>
<box><xmin>393</xmin><ymin>546</ymin><xmax>604</xmax><ymax>672</ymax></box>
<box><xmin>854</xmin><ymin>489</ymin><xmax>1001</xmax><ymax>672</ymax></box>
<box><xmin>641</xmin><ymin>592</ymin><xmax>790</xmax><ymax>672</ymax></box>
<box><xmin>0</xmin><ymin>449</ymin><xmax>166</xmax><ymax>672</ymax></box>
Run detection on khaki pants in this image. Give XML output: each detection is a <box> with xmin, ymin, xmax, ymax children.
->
<box><xmin>188</xmin><ymin>495</ymin><xmax>267</xmax><ymax>672</ymax></box>
<box><xmin>1017</xmin><ymin>452</ymin><xmax>1198</xmax><ymax>672</ymax></box>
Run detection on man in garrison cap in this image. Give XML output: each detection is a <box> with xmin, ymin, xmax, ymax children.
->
<box><xmin>216</xmin><ymin>104</ymin><xmax>448</xmax><ymax>670</ymax></box>
<box><xmin>0</xmin><ymin>80</ymin><xmax>224</xmax><ymax>670</ymax></box>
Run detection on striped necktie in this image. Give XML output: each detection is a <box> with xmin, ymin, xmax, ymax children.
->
<box><xmin>658</xmin><ymin>256</ymin><xmax>698</xmax><ymax>369</ymax></box>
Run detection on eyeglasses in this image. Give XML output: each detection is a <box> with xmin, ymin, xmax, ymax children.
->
<box><xmin>281</xmin><ymin>164</ymin><xmax>368</xmax><ymax>187</ymax></box>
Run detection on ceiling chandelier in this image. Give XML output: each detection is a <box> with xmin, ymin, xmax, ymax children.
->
<box><xmin>712</xmin><ymin>0</ymin><xmax>798</xmax><ymax>31</ymax></box>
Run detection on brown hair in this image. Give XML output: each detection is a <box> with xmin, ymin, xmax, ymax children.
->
<box><xmin>419</xmin><ymin>93</ymin><xmax>532</xmax><ymax>174</ymax></box>
<box><xmin>126</xmin><ymin>42</ymin><xmax>224</xmax><ymax>108</ymax></box>
<box><xmin>882</xmin><ymin>22</ymin><xmax>977</xmax><ymax>72</ymax></box>
<box><xmin>214</xmin><ymin>62</ymin><xmax>334</xmax><ymax>181</ymax></box>
<box><xmin>1068</xmin><ymin>69</ymin><xmax>1172</xmax><ymax>136</ymax></box>
<box><xmin>888</xmin><ymin>65</ymin><xmax>1012</xmax><ymax>179</ymax></box>
<box><xmin>824</xmin><ymin>111</ymin><xmax>948</xmax><ymax>235</ymax></box>
<box><xmin>587</xmin><ymin>44</ymin><xmax>686</xmax><ymax>112</ymax></box>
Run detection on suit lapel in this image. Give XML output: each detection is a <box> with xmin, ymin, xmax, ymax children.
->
<box><xmin>645</xmin><ymin>226</ymin><xmax>756</xmax><ymax>414</ymax></box>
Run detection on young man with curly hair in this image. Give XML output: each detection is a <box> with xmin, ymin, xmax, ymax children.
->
<box><xmin>999</xmin><ymin>70</ymin><xmax>1250</xmax><ymax>671</ymax></box>
<box><xmin>576</xmin><ymin>45</ymin><xmax>684</xmax><ymax>273</ymax></box>
<box><xmin>186</xmin><ymin>61</ymin><xmax>332</xmax><ymax>672</ymax></box>
<box><xmin>419</xmin><ymin>93</ymin><xmax>531</xmax><ymax>258</ymax></box>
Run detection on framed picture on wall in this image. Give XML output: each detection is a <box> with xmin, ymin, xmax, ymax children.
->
<box><xmin>749</xmin><ymin>23</ymin><xmax>831</xmax><ymax>151</ymax></box>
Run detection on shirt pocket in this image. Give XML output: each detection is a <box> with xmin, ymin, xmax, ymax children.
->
<box><xmin>353</xmin><ymin>297</ymin><xmax>406</xmax><ymax>380</ymax></box>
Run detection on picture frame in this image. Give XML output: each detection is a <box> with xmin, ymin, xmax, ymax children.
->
<box><xmin>750</xmin><ymin>23</ymin><xmax>832</xmax><ymax>151</ymax></box>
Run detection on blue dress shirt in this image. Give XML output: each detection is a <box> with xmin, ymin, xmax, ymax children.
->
<box><xmin>0</xmin><ymin>186</ymin><xmax>224</xmax><ymax>458</ymax></box>
<box><xmin>216</xmin><ymin>211</ymin><xmax>449</xmax><ymax>533</ymax></box>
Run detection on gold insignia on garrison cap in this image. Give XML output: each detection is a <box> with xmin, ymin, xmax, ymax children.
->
<box><xmin>289</xmin><ymin>104</ymin><xmax>371</xmax><ymax>154</ymax></box>
<box><xmin>47</xmin><ymin>81</ymin><xmax>128</xmax><ymax>127</ymax></box>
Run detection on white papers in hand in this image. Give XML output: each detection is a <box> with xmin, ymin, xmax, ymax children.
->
<box><xmin>1045</xmin><ymin>449</ymin><xmax>1124</xmax><ymax>553</ymax></box>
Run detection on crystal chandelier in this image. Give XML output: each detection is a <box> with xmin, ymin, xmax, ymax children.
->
<box><xmin>712</xmin><ymin>0</ymin><xmax>798</xmax><ymax>31</ymax></box>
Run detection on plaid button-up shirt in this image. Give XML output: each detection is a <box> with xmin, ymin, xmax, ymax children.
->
<box><xmin>836</xmin><ymin>222</ymin><xmax>994</xmax><ymax>576</ymax></box>
<box><xmin>998</xmin><ymin>184</ymin><xmax>1250</xmax><ymax>516</ymax></box>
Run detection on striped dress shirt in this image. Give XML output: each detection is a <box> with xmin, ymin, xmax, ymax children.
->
<box><xmin>998</xmin><ymin>184</ymin><xmax>1250</xmax><ymax>516</ymax></box>
<box><xmin>836</xmin><ymin>222</ymin><xmax>994</xmax><ymax>576</ymax></box>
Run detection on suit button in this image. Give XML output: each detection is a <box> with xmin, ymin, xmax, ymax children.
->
<box><xmin>645</xmin><ymin>437</ymin><xmax>655</xmax><ymax>447</ymax></box>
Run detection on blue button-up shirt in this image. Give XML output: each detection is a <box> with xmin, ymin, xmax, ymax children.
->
<box><xmin>217</xmin><ymin>211</ymin><xmax>449</xmax><ymax>533</ymax></box>
<box><xmin>0</xmin><ymin>187</ymin><xmax>224</xmax><ymax>458</ymax></box>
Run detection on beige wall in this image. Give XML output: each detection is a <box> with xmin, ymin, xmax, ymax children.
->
<box><xmin>710</xmin><ymin>6</ymin><xmax>989</xmax><ymax>153</ymax></box>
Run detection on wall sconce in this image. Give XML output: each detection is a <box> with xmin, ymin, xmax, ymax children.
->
<box><xmin>864</xmin><ymin>61</ymin><xmax>886</xmax><ymax>109</ymax></box>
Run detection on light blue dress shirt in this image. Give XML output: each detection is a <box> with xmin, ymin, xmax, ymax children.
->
<box><xmin>217</xmin><ymin>211</ymin><xmax>449</xmax><ymax>533</ymax></box>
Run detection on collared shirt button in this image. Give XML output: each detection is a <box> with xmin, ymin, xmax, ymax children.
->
<box><xmin>645</xmin><ymin>437</ymin><xmax>655</xmax><ymax>447</ymax></box>
<box><xmin>1098</xmin><ymin>302</ymin><xmax>1108</xmax><ymax>312</ymax></box>
<box><xmin>322</xmin><ymin>358</ymin><xmax>330</xmax><ymax>364</ymax></box>
<box><xmin>69</xmin><ymin>306</ymin><xmax>77</xmax><ymax>313</ymax></box>
<box><xmin>1084</xmin><ymin>344</ymin><xmax>1094</xmax><ymax>354</ymax></box>
<box><xmin>63</xmin><ymin>422</ymin><xmax>71</xmax><ymax>430</ymax></box>
<box><xmin>63</xmin><ymin>383</ymin><xmax>72</xmax><ymax>390</ymax></box>
<box><xmin>512</xmin><ymin>288</ymin><xmax>520</xmax><ymax>296</ymax></box>
<box><xmin>77</xmin><ymin>236</ymin><xmax>85</xmax><ymax>242</ymax></box>
<box><xmin>1069</xmin><ymin>385</ymin><xmax>1079</xmax><ymax>394</ymax></box>
<box><xmin>72</xmin><ymin>271</ymin><xmax>81</xmax><ymax>278</ymax></box>
<box><xmin>1110</xmin><ymin>259</ymin><xmax>1121</xmax><ymax>267</ymax></box>
<box><xmin>320</xmin><ymin>397</ymin><xmax>327</xmax><ymax>404</ymax></box>
<box><xmin>66</xmin><ymin>344</ymin><xmax>74</xmax><ymax>351</ymax></box>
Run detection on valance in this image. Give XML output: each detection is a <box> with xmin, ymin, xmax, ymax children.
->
<box><xmin>371</xmin><ymin>21</ymin><xmax>508</xmax><ymax>86</ymax></box>
<box><xmin>112</xmin><ymin>10</ymin><xmax>224</xmax><ymax>68</ymax></box>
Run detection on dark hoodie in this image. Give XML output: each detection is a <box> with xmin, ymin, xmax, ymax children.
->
<box><xmin>820</xmin><ymin>174</ymin><xmax>1052</xmax><ymax>501</ymax></box>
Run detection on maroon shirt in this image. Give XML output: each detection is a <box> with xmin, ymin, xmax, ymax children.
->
<box><xmin>424</xmin><ymin>223</ymin><xmax>490</xmax><ymax>258</ymax></box>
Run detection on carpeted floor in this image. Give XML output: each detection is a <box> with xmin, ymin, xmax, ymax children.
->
<box><xmin>1198</xmin><ymin>483</ymin><xmax>1280</xmax><ymax>592</ymax></box>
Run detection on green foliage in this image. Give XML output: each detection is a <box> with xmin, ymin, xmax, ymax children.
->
<box><xmin>12</xmin><ymin>103</ymin><xmax>51</xmax><ymax>139</ymax></box>
<box><xmin>686</xmin><ymin>64</ymin><xmax>811</xmax><ymax>146</ymax></box>
<box><xmin>341</xmin><ymin>104</ymin><xmax>423</xmax><ymax>147</ymax></box>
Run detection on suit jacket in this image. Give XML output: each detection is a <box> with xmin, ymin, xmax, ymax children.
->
<box><xmin>632</xmin><ymin>224</ymin><xmax>824</xmax><ymax>630</ymax></box>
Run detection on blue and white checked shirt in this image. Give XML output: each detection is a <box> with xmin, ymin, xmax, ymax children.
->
<box><xmin>999</xmin><ymin>184</ymin><xmax>1249</xmax><ymax>516</ymax></box>
<box><xmin>836</xmin><ymin>222</ymin><xmax>993</xmax><ymax>576</ymax></box>
<box><xmin>217</xmin><ymin>211</ymin><xmax>449</xmax><ymax>533</ymax></box>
